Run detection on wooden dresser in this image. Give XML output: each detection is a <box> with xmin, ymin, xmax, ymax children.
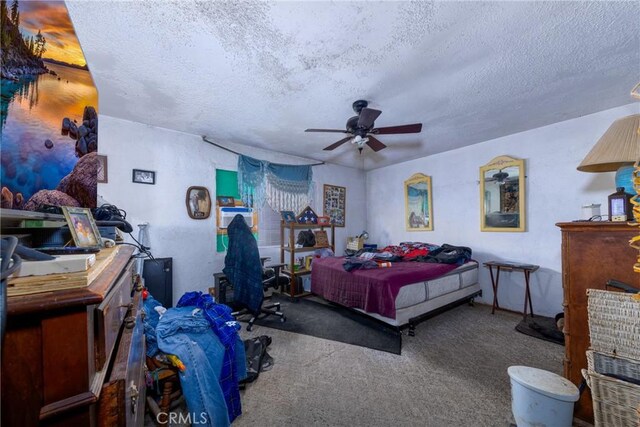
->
<box><xmin>1</xmin><ymin>245</ymin><xmax>146</xmax><ymax>426</ymax></box>
<box><xmin>557</xmin><ymin>222</ymin><xmax>639</xmax><ymax>423</ymax></box>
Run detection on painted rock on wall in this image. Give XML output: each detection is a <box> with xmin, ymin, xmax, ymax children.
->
<box><xmin>56</xmin><ymin>152</ymin><xmax>98</xmax><ymax>208</ymax></box>
<box><xmin>23</xmin><ymin>190</ymin><xmax>80</xmax><ymax>211</ymax></box>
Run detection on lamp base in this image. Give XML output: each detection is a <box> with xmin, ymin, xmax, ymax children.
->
<box><xmin>615</xmin><ymin>165</ymin><xmax>635</xmax><ymax>195</ymax></box>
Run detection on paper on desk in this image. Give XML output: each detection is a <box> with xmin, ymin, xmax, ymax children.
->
<box><xmin>14</xmin><ymin>253</ymin><xmax>97</xmax><ymax>277</ymax></box>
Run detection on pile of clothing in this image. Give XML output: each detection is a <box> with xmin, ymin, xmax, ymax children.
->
<box><xmin>343</xmin><ymin>242</ymin><xmax>472</xmax><ymax>272</ymax></box>
<box><xmin>380</xmin><ymin>242</ymin><xmax>441</xmax><ymax>260</ymax></box>
<box><xmin>143</xmin><ymin>292</ymin><xmax>247</xmax><ymax>427</ymax></box>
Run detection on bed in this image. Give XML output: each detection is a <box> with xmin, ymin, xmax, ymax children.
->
<box><xmin>311</xmin><ymin>257</ymin><xmax>481</xmax><ymax>329</ymax></box>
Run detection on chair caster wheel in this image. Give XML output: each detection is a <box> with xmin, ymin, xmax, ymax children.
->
<box><xmin>246</xmin><ymin>324</ymin><xmax>253</xmax><ymax>332</ymax></box>
<box><xmin>408</xmin><ymin>330</ymin><xmax>415</xmax><ymax>337</ymax></box>
<box><xmin>280</xmin><ymin>316</ymin><xmax>286</xmax><ymax>323</ymax></box>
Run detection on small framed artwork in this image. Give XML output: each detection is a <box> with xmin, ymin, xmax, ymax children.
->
<box><xmin>96</xmin><ymin>155</ymin><xmax>108</xmax><ymax>183</ymax></box>
<box><xmin>405</xmin><ymin>173</ymin><xmax>433</xmax><ymax>231</ymax></box>
<box><xmin>323</xmin><ymin>184</ymin><xmax>346</xmax><ymax>227</ymax></box>
<box><xmin>314</xmin><ymin>230</ymin><xmax>329</xmax><ymax>247</ymax></box>
<box><xmin>281</xmin><ymin>210</ymin><xmax>296</xmax><ymax>224</ymax></box>
<box><xmin>132</xmin><ymin>169</ymin><xmax>155</xmax><ymax>185</ymax></box>
<box><xmin>317</xmin><ymin>216</ymin><xmax>330</xmax><ymax>226</ymax></box>
<box><xmin>186</xmin><ymin>186</ymin><xmax>212</xmax><ymax>219</ymax></box>
<box><xmin>217</xmin><ymin>196</ymin><xmax>235</xmax><ymax>207</ymax></box>
<box><xmin>304</xmin><ymin>255</ymin><xmax>314</xmax><ymax>270</ymax></box>
<box><xmin>62</xmin><ymin>206</ymin><xmax>103</xmax><ymax>248</ymax></box>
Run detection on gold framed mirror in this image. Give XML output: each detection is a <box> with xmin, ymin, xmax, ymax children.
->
<box><xmin>405</xmin><ymin>173</ymin><xmax>433</xmax><ymax>231</ymax></box>
<box><xmin>480</xmin><ymin>156</ymin><xmax>525</xmax><ymax>232</ymax></box>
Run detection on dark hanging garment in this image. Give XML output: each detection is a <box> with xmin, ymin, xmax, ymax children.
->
<box><xmin>223</xmin><ymin>214</ymin><xmax>264</xmax><ymax>314</ymax></box>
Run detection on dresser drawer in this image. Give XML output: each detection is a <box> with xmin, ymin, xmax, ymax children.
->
<box><xmin>98</xmin><ymin>291</ymin><xmax>146</xmax><ymax>427</ymax></box>
<box><xmin>95</xmin><ymin>260</ymin><xmax>136</xmax><ymax>371</ymax></box>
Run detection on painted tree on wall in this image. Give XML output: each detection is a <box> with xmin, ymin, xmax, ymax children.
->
<box><xmin>1</xmin><ymin>0</ymin><xmax>99</xmax><ymax>211</ymax></box>
<box><xmin>0</xmin><ymin>0</ymin><xmax>46</xmax><ymax>66</ymax></box>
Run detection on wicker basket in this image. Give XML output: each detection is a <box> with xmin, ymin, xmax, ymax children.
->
<box><xmin>587</xmin><ymin>351</ymin><xmax>640</xmax><ymax>381</ymax></box>
<box><xmin>583</xmin><ymin>369</ymin><xmax>640</xmax><ymax>426</ymax></box>
<box><xmin>584</xmin><ymin>351</ymin><xmax>640</xmax><ymax>426</ymax></box>
<box><xmin>587</xmin><ymin>289</ymin><xmax>640</xmax><ymax>360</ymax></box>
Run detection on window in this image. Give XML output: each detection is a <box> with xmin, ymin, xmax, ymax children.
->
<box><xmin>257</xmin><ymin>203</ymin><xmax>281</xmax><ymax>247</ymax></box>
<box><xmin>215</xmin><ymin>168</ymin><xmax>282</xmax><ymax>250</ymax></box>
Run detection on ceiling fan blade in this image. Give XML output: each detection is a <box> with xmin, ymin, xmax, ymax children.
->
<box><xmin>323</xmin><ymin>136</ymin><xmax>352</xmax><ymax>151</ymax></box>
<box><xmin>305</xmin><ymin>128</ymin><xmax>349</xmax><ymax>133</ymax></box>
<box><xmin>357</xmin><ymin>108</ymin><xmax>382</xmax><ymax>128</ymax></box>
<box><xmin>366</xmin><ymin>136</ymin><xmax>387</xmax><ymax>152</ymax></box>
<box><xmin>372</xmin><ymin>123</ymin><xmax>422</xmax><ymax>134</ymax></box>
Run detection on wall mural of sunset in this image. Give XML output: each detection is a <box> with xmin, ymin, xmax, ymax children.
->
<box><xmin>1</xmin><ymin>0</ymin><xmax>98</xmax><ymax>211</ymax></box>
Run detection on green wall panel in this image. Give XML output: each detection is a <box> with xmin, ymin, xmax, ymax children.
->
<box><xmin>216</xmin><ymin>169</ymin><xmax>240</xmax><ymax>198</ymax></box>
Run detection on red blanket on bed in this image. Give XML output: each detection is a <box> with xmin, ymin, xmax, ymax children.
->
<box><xmin>310</xmin><ymin>257</ymin><xmax>459</xmax><ymax>319</ymax></box>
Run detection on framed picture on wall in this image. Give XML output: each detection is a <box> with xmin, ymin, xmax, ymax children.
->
<box><xmin>96</xmin><ymin>155</ymin><xmax>108</xmax><ymax>183</ymax></box>
<box><xmin>187</xmin><ymin>186</ymin><xmax>212</xmax><ymax>219</ymax></box>
<box><xmin>323</xmin><ymin>184</ymin><xmax>346</xmax><ymax>227</ymax></box>
<box><xmin>404</xmin><ymin>173</ymin><xmax>433</xmax><ymax>231</ymax></box>
<box><xmin>132</xmin><ymin>169</ymin><xmax>155</xmax><ymax>185</ymax></box>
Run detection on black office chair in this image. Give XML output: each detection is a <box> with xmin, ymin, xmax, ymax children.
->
<box><xmin>222</xmin><ymin>214</ymin><xmax>286</xmax><ymax>331</ymax></box>
<box><xmin>243</xmin><ymin>257</ymin><xmax>287</xmax><ymax>331</ymax></box>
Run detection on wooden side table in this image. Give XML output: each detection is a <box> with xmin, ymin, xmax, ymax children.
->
<box><xmin>483</xmin><ymin>261</ymin><xmax>540</xmax><ymax>320</ymax></box>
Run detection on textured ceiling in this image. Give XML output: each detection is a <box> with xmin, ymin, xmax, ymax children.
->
<box><xmin>66</xmin><ymin>1</ymin><xmax>640</xmax><ymax>170</ymax></box>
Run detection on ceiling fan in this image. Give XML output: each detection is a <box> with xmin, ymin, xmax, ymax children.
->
<box><xmin>305</xmin><ymin>100</ymin><xmax>422</xmax><ymax>153</ymax></box>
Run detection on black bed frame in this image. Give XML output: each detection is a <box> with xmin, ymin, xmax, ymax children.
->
<box><xmin>316</xmin><ymin>289</ymin><xmax>483</xmax><ymax>340</ymax></box>
<box><xmin>400</xmin><ymin>289</ymin><xmax>483</xmax><ymax>336</ymax></box>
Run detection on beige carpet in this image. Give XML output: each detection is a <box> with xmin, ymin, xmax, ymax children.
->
<box><xmin>234</xmin><ymin>303</ymin><xmax>563</xmax><ymax>427</ymax></box>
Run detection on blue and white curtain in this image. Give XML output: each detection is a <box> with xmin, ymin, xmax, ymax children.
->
<box><xmin>237</xmin><ymin>155</ymin><xmax>314</xmax><ymax>213</ymax></box>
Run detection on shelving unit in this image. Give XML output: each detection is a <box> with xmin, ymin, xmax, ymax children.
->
<box><xmin>280</xmin><ymin>221</ymin><xmax>335</xmax><ymax>297</ymax></box>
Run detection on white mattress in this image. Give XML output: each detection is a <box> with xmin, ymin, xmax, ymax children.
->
<box><xmin>355</xmin><ymin>261</ymin><xmax>480</xmax><ymax>327</ymax></box>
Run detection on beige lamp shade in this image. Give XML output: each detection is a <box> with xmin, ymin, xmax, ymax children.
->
<box><xmin>577</xmin><ymin>114</ymin><xmax>640</xmax><ymax>172</ymax></box>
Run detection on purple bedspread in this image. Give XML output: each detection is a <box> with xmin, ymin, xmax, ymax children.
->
<box><xmin>310</xmin><ymin>257</ymin><xmax>459</xmax><ymax>319</ymax></box>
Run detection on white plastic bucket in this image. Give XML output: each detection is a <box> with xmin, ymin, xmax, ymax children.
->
<box><xmin>508</xmin><ymin>366</ymin><xmax>579</xmax><ymax>427</ymax></box>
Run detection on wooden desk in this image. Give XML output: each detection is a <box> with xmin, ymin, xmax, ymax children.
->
<box><xmin>483</xmin><ymin>261</ymin><xmax>540</xmax><ymax>320</ymax></box>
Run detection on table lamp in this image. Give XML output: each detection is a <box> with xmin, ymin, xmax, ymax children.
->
<box><xmin>577</xmin><ymin>114</ymin><xmax>640</xmax><ymax>221</ymax></box>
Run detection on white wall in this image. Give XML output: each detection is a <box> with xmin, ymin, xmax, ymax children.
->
<box><xmin>98</xmin><ymin>115</ymin><xmax>366</xmax><ymax>304</ymax></box>
<box><xmin>366</xmin><ymin>103</ymin><xmax>639</xmax><ymax>316</ymax></box>
<box><xmin>98</xmin><ymin>103</ymin><xmax>637</xmax><ymax>314</ymax></box>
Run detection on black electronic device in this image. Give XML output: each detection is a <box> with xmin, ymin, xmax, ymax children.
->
<box><xmin>96</xmin><ymin>225</ymin><xmax>119</xmax><ymax>241</ymax></box>
<box><xmin>92</xmin><ymin>205</ymin><xmax>133</xmax><ymax>233</ymax></box>
<box><xmin>143</xmin><ymin>258</ymin><xmax>173</xmax><ymax>308</ymax></box>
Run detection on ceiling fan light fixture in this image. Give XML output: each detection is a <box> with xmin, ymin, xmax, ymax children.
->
<box><xmin>308</xmin><ymin>100</ymin><xmax>423</xmax><ymax>153</ymax></box>
<box><xmin>351</xmin><ymin>135</ymin><xmax>368</xmax><ymax>146</ymax></box>
<box><xmin>492</xmin><ymin>171</ymin><xmax>509</xmax><ymax>185</ymax></box>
